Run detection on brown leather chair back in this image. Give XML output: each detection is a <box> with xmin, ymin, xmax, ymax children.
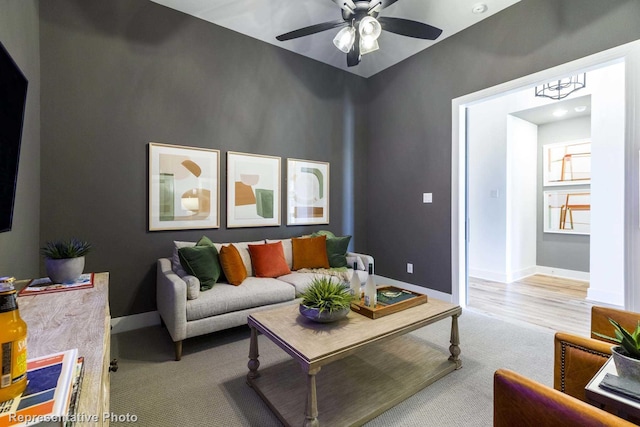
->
<box><xmin>494</xmin><ymin>368</ymin><xmax>635</xmax><ymax>426</ymax></box>
<box><xmin>591</xmin><ymin>306</ymin><xmax>639</xmax><ymax>343</ymax></box>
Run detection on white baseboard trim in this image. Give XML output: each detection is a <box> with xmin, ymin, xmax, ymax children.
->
<box><xmin>468</xmin><ymin>268</ymin><xmax>508</xmax><ymax>283</ymax></box>
<box><xmin>587</xmin><ymin>289</ymin><xmax>625</xmax><ymax>307</ymax></box>
<box><xmin>508</xmin><ymin>266</ymin><xmax>538</xmax><ymax>283</ymax></box>
<box><xmin>111</xmin><ymin>311</ymin><xmax>161</xmax><ymax>334</ymax></box>
<box><xmin>535</xmin><ymin>266</ymin><xmax>590</xmax><ymax>282</ymax></box>
<box><xmin>376</xmin><ymin>276</ymin><xmax>453</xmax><ymax>303</ymax></box>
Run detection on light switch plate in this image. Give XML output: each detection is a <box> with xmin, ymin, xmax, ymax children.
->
<box><xmin>423</xmin><ymin>193</ymin><xmax>433</xmax><ymax>203</ymax></box>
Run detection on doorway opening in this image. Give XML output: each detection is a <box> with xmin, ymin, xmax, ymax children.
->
<box><xmin>451</xmin><ymin>40</ymin><xmax>640</xmax><ymax>319</ymax></box>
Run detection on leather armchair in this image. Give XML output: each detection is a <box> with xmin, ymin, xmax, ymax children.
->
<box><xmin>494</xmin><ymin>368</ymin><xmax>635</xmax><ymax>426</ymax></box>
<box><xmin>553</xmin><ymin>306</ymin><xmax>639</xmax><ymax>402</ymax></box>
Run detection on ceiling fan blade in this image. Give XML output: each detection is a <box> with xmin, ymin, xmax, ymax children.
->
<box><xmin>347</xmin><ymin>32</ymin><xmax>360</xmax><ymax>67</ymax></box>
<box><xmin>378</xmin><ymin>17</ymin><xmax>443</xmax><ymax>40</ymax></box>
<box><xmin>276</xmin><ymin>20</ymin><xmax>348</xmax><ymax>41</ymax></box>
<box><xmin>368</xmin><ymin>0</ymin><xmax>399</xmax><ymax>13</ymax></box>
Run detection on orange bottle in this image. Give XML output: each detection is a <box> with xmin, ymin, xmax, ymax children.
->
<box><xmin>0</xmin><ymin>281</ymin><xmax>27</xmax><ymax>402</ymax></box>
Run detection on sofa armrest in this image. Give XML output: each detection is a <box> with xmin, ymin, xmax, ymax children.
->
<box><xmin>494</xmin><ymin>368</ymin><xmax>633</xmax><ymax>426</ymax></box>
<box><xmin>553</xmin><ymin>332</ymin><xmax>612</xmax><ymax>402</ymax></box>
<box><xmin>157</xmin><ymin>258</ymin><xmax>189</xmax><ymax>342</ymax></box>
<box><xmin>347</xmin><ymin>251</ymin><xmax>374</xmax><ymax>271</ymax></box>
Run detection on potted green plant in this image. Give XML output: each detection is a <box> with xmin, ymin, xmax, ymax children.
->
<box><xmin>593</xmin><ymin>318</ymin><xmax>640</xmax><ymax>381</ymax></box>
<box><xmin>40</xmin><ymin>238</ymin><xmax>92</xmax><ymax>284</ymax></box>
<box><xmin>299</xmin><ymin>277</ymin><xmax>354</xmax><ymax>323</ymax></box>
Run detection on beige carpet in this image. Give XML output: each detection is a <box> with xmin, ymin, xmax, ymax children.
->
<box><xmin>110</xmin><ymin>308</ymin><xmax>555</xmax><ymax>426</ymax></box>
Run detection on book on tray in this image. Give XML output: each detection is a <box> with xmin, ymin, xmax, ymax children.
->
<box><xmin>0</xmin><ymin>349</ymin><xmax>84</xmax><ymax>427</ymax></box>
<box><xmin>18</xmin><ymin>274</ymin><xmax>94</xmax><ymax>297</ymax></box>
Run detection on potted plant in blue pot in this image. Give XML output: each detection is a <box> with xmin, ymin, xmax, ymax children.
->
<box><xmin>40</xmin><ymin>238</ymin><xmax>92</xmax><ymax>284</ymax></box>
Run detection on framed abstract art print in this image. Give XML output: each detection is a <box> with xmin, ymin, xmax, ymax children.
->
<box><xmin>287</xmin><ymin>158</ymin><xmax>329</xmax><ymax>225</ymax></box>
<box><xmin>148</xmin><ymin>142</ymin><xmax>220</xmax><ymax>231</ymax></box>
<box><xmin>227</xmin><ymin>152</ymin><xmax>281</xmax><ymax>228</ymax></box>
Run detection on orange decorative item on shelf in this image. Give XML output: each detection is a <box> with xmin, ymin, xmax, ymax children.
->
<box><xmin>0</xmin><ymin>281</ymin><xmax>27</xmax><ymax>402</ymax></box>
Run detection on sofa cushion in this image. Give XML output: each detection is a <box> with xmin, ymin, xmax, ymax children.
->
<box><xmin>178</xmin><ymin>245</ymin><xmax>221</xmax><ymax>291</ymax></box>
<box><xmin>248</xmin><ymin>241</ymin><xmax>291</xmax><ymax>278</ymax></box>
<box><xmin>185</xmin><ymin>277</ymin><xmax>296</xmax><ymax>321</ymax></box>
<box><xmin>292</xmin><ymin>235</ymin><xmax>330</xmax><ymax>270</ymax></box>
<box><xmin>266</xmin><ymin>238</ymin><xmax>293</xmax><ymax>269</ymax></box>
<box><xmin>277</xmin><ymin>272</ymin><xmax>330</xmax><ymax>296</ymax></box>
<box><xmin>213</xmin><ymin>240</ymin><xmax>264</xmax><ymax>277</ymax></box>
<box><xmin>219</xmin><ymin>244</ymin><xmax>247</xmax><ymax>286</ymax></box>
<box><xmin>326</xmin><ymin>235</ymin><xmax>351</xmax><ymax>268</ymax></box>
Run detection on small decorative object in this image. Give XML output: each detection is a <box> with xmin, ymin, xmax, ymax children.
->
<box><xmin>594</xmin><ymin>318</ymin><xmax>640</xmax><ymax>381</ymax></box>
<box><xmin>40</xmin><ymin>238</ymin><xmax>92</xmax><ymax>284</ymax></box>
<box><xmin>364</xmin><ymin>263</ymin><xmax>376</xmax><ymax>308</ymax></box>
<box><xmin>299</xmin><ymin>277</ymin><xmax>353</xmax><ymax>323</ymax></box>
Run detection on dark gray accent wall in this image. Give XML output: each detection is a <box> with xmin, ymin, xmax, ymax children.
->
<box><xmin>39</xmin><ymin>0</ymin><xmax>368</xmax><ymax>317</ymax></box>
<box><xmin>0</xmin><ymin>1</ymin><xmax>40</xmax><ymax>279</ymax></box>
<box><xmin>366</xmin><ymin>0</ymin><xmax>640</xmax><ymax>293</ymax></box>
<box><xmin>537</xmin><ymin>116</ymin><xmax>591</xmax><ymax>272</ymax></box>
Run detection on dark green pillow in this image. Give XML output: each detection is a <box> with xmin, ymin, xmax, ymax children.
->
<box><xmin>178</xmin><ymin>245</ymin><xmax>221</xmax><ymax>291</ymax></box>
<box><xmin>196</xmin><ymin>236</ymin><xmax>214</xmax><ymax>247</ymax></box>
<box><xmin>325</xmin><ymin>235</ymin><xmax>351</xmax><ymax>268</ymax></box>
<box><xmin>312</xmin><ymin>230</ymin><xmax>336</xmax><ymax>239</ymax></box>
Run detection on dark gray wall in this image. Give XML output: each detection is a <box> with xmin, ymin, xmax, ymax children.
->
<box><xmin>0</xmin><ymin>1</ymin><xmax>40</xmax><ymax>279</ymax></box>
<box><xmin>537</xmin><ymin>116</ymin><xmax>590</xmax><ymax>272</ymax></box>
<box><xmin>39</xmin><ymin>0</ymin><xmax>369</xmax><ymax>317</ymax></box>
<box><xmin>366</xmin><ymin>0</ymin><xmax>640</xmax><ymax>293</ymax></box>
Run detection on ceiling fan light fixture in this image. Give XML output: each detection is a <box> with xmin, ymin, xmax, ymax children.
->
<box><xmin>359</xmin><ymin>16</ymin><xmax>382</xmax><ymax>42</ymax></box>
<box><xmin>333</xmin><ymin>26</ymin><xmax>356</xmax><ymax>53</ymax></box>
<box><xmin>360</xmin><ymin>38</ymin><xmax>379</xmax><ymax>55</ymax></box>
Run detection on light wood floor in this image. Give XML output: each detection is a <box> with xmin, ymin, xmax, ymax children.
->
<box><xmin>467</xmin><ymin>275</ymin><xmax>592</xmax><ymax>337</ymax></box>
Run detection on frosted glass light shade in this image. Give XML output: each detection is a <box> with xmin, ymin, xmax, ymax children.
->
<box><xmin>333</xmin><ymin>27</ymin><xmax>356</xmax><ymax>53</ymax></box>
<box><xmin>360</xmin><ymin>38</ymin><xmax>379</xmax><ymax>55</ymax></box>
<box><xmin>359</xmin><ymin>16</ymin><xmax>381</xmax><ymax>42</ymax></box>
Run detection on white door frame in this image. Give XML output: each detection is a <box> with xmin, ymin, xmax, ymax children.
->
<box><xmin>451</xmin><ymin>39</ymin><xmax>640</xmax><ymax>310</ymax></box>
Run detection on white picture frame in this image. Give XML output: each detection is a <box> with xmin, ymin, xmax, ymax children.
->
<box><xmin>543</xmin><ymin>189</ymin><xmax>590</xmax><ymax>235</ymax></box>
<box><xmin>543</xmin><ymin>139</ymin><xmax>591</xmax><ymax>186</ymax></box>
<box><xmin>286</xmin><ymin>158</ymin><xmax>330</xmax><ymax>226</ymax></box>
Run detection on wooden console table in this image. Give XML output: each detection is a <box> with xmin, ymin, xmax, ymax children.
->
<box><xmin>16</xmin><ymin>272</ymin><xmax>111</xmax><ymax>426</ymax></box>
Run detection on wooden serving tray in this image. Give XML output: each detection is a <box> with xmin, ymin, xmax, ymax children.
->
<box><xmin>350</xmin><ymin>286</ymin><xmax>428</xmax><ymax>319</ymax></box>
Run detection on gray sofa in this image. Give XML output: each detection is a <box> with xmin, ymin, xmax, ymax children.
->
<box><xmin>157</xmin><ymin>238</ymin><xmax>373</xmax><ymax>360</ymax></box>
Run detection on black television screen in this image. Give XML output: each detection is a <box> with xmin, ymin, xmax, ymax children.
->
<box><xmin>0</xmin><ymin>41</ymin><xmax>28</xmax><ymax>232</ymax></box>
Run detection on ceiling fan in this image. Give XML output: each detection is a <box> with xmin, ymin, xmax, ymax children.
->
<box><xmin>275</xmin><ymin>0</ymin><xmax>443</xmax><ymax>67</ymax></box>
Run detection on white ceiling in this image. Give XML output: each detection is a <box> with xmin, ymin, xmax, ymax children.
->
<box><xmin>150</xmin><ymin>0</ymin><xmax>521</xmax><ymax>78</ymax></box>
<box><xmin>512</xmin><ymin>95</ymin><xmax>592</xmax><ymax>126</ymax></box>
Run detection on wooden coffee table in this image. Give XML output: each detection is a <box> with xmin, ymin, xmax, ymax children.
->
<box><xmin>246</xmin><ymin>297</ymin><xmax>462</xmax><ymax>426</ymax></box>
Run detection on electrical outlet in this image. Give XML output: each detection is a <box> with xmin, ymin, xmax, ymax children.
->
<box><xmin>423</xmin><ymin>193</ymin><xmax>432</xmax><ymax>203</ymax></box>
<box><xmin>407</xmin><ymin>263</ymin><xmax>413</xmax><ymax>274</ymax></box>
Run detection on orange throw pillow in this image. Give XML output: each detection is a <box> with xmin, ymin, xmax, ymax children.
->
<box><xmin>292</xmin><ymin>235</ymin><xmax>330</xmax><ymax>270</ymax></box>
<box><xmin>248</xmin><ymin>242</ymin><xmax>291</xmax><ymax>278</ymax></box>
<box><xmin>219</xmin><ymin>244</ymin><xmax>247</xmax><ymax>286</ymax></box>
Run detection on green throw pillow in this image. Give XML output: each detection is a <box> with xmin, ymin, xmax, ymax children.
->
<box><xmin>325</xmin><ymin>235</ymin><xmax>351</xmax><ymax>268</ymax></box>
<box><xmin>312</xmin><ymin>230</ymin><xmax>336</xmax><ymax>239</ymax></box>
<box><xmin>178</xmin><ymin>245</ymin><xmax>221</xmax><ymax>291</ymax></box>
<box><xmin>196</xmin><ymin>236</ymin><xmax>215</xmax><ymax>247</ymax></box>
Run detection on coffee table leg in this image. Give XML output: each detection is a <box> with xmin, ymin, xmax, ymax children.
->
<box><xmin>449</xmin><ymin>313</ymin><xmax>462</xmax><ymax>369</ymax></box>
<box><xmin>247</xmin><ymin>325</ymin><xmax>260</xmax><ymax>382</ymax></box>
<box><xmin>304</xmin><ymin>367</ymin><xmax>321</xmax><ymax>427</ymax></box>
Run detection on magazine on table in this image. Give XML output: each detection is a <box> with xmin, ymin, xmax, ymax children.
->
<box><xmin>18</xmin><ymin>274</ymin><xmax>94</xmax><ymax>297</ymax></box>
<box><xmin>0</xmin><ymin>349</ymin><xmax>80</xmax><ymax>426</ymax></box>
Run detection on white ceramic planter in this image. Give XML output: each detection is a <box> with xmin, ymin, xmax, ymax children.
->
<box><xmin>45</xmin><ymin>256</ymin><xmax>85</xmax><ymax>284</ymax></box>
<box><xmin>612</xmin><ymin>346</ymin><xmax>640</xmax><ymax>381</ymax></box>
